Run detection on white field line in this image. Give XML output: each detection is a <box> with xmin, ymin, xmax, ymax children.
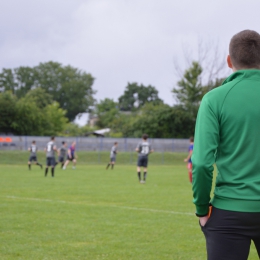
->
<box><xmin>4</xmin><ymin>195</ymin><xmax>194</xmax><ymax>216</ymax></box>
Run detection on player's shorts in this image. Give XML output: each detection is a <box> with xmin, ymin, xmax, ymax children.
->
<box><xmin>137</xmin><ymin>156</ymin><xmax>148</xmax><ymax>167</ymax></box>
<box><xmin>67</xmin><ymin>155</ymin><xmax>75</xmax><ymax>161</ymax></box>
<box><xmin>110</xmin><ymin>156</ymin><xmax>116</xmax><ymax>162</ymax></box>
<box><xmin>187</xmin><ymin>162</ymin><xmax>192</xmax><ymax>170</ymax></box>
<box><xmin>59</xmin><ymin>156</ymin><xmax>65</xmax><ymax>163</ymax></box>
<box><xmin>29</xmin><ymin>156</ymin><xmax>37</xmax><ymax>162</ymax></box>
<box><xmin>46</xmin><ymin>157</ymin><xmax>55</xmax><ymax>167</ymax></box>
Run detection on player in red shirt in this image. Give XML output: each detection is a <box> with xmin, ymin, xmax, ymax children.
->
<box><xmin>184</xmin><ymin>136</ymin><xmax>194</xmax><ymax>183</ymax></box>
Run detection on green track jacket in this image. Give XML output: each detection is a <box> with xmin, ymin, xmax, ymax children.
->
<box><xmin>192</xmin><ymin>69</ymin><xmax>260</xmax><ymax>216</ymax></box>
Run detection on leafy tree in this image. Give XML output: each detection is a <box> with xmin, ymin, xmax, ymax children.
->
<box><xmin>62</xmin><ymin>123</ymin><xmax>82</xmax><ymax>136</ymax></box>
<box><xmin>118</xmin><ymin>83</ymin><xmax>163</xmax><ymax>111</ymax></box>
<box><xmin>14</xmin><ymin>66</ymin><xmax>38</xmax><ymax>98</ymax></box>
<box><xmin>171</xmin><ymin>61</ymin><xmax>226</xmax><ymax>137</ymax></box>
<box><xmin>23</xmin><ymin>88</ymin><xmax>53</xmax><ymax>109</ymax></box>
<box><xmin>109</xmin><ymin>113</ymin><xmax>135</xmax><ymax>137</ymax></box>
<box><xmin>130</xmin><ymin>103</ymin><xmax>195</xmax><ymax>138</ymax></box>
<box><xmin>35</xmin><ymin>62</ymin><xmax>95</xmax><ymax>121</ymax></box>
<box><xmin>202</xmin><ymin>77</ymin><xmax>225</xmax><ymax>96</ymax></box>
<box><xmin>11</xmin><ymin>99</ymin><xmax>68</xmax><ymax>136</ymax></box>
<box><xmin>42</xmin><ymin>102</ymin><xmax>68</xmax><ymax>136</ymax></box>
<box><xmin>0</xmin><ymin>62</ymin><xmax>96</xmax><ymax>121</ymax></box>
<box><xmin>12</xmin><ymin>98</ymin><xmax>44</xmax><ymax>135</ymax></box>
<box><xmin>0</xmin><ymin>92</ymin><xmax>17</xmax><ymax>134</ymax></box>
<box><xmin>172</xmin><ymin>61</ymin><xmax>203</xmax><ymax>116</ymax></box>
<box><xmin>13</xmin><ymin>102</ymin><xmax>68</xmax><ymax>136</ymax></box>
<box><xmin>0</xmin><ymin>88</ymin><xmax>68</xmax><ymax>136</ymax></box>
<box><xmin>0</xmin><ymin>69</ymin><xmax>16</xmax><ymax>94</ymax></box>
<box><xmin>96</xmin><ymin>98</ymin><xmax>119</xmax><ymax>128</ymax></box>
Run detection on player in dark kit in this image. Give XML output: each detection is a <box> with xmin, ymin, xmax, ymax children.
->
<box><xmin>106</xmin><ymin>142</ymin><xmax>118</xmax><ymax>169</ymax></box>
<box><xmin>28</xmin><ymin>140</ymin><xmax>42</xmax><ymax>170</ymax></box>
<box><xmin>135</xmin><ymin>134</ymin><xmax>154</xmax><ymax>183</ymax></box>
<box><xmin>44</xmin><ymin>136</ymin><xmax>57</xmax><ymax>177</ymax></box>
<box><xmin>58</xmin><ymin>141</ymin><xmax>67</xmax><ymax>168</ymax></box>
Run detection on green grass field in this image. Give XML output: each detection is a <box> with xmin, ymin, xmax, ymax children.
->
<box><xmin>0</xmin><ymin>153</ymin><xmax>258</xmax><ymax>259</ymax></box>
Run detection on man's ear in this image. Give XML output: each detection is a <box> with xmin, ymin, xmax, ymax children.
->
<box><xmin>227</xmin><ymin>55</ymin><xmax>233</xmax><ymax>69</ymax></box>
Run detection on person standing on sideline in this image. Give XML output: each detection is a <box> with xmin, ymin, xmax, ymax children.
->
<box><xmin>106</xmin><ymin>142</ymin><xmax>118</xmax><ymax>169</ymax></box>
<box><xmin>28</xmin><ymin>140</ymin><xmax>42</xmax><ymax>170</ymax></box>
<box><xmin>192</xmin><ymin>30</ymin><xmax>260</xmax><ymax>260</ymax></box>
<box><xmin>44</xmin><ymin>136</ymin><xmax>57</xmax><ymax>177</ymax></box>
<box><xmin>58</xmin><ymin>141</ymin><xmax>67</xmax><ymax>168</ymax></box>
<box><xmin>184</xmin><ymin>137</ymin><xmax>194</xmax><ymax>183</ymax></box>
<box><xmin>63</xmin><ymin>141</ymin><xmax>77</xmax><ymax>170</ymax></box>
<box><xmin>136</xmin><ymin>134</ymin><xmax>153</xmax><ymax>184</ymax></box>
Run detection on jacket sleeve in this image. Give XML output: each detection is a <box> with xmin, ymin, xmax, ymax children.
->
<box><xmin>192</xmin><ymin>95</ymin><xmax>219</xmax><ymax>216</ymax></box>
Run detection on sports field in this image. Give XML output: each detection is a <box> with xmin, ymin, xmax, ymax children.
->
<box><xmin>1</xmin><ymin>152</ymin><xmax>258</xmax><ymax>259</ymax></box>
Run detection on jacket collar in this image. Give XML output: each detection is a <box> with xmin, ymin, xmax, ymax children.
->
<box><xmin>222</xmin><ymin>69</ymin><xmax>260</xmax><ymax>85</ymax></box>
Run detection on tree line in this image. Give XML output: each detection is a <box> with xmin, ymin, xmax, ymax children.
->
<box><xmin>96</xmin><ymin>61</ymin><xmax>223</xmax><ymax>138</ymax></box>
<box><xmin>0</xmin><ymin>61</ymin><xmax>224</xmax><ymax>137</ymax></box>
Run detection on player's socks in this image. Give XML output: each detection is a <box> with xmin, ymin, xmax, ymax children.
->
<box><xmin>189</xmin><ymin>171</ymin><xmax>192</xmax><ymax>183</ymax></box>
<box><xmin>106</xmin><ymin>163</ymin><xmax>110</xmax><ymax>169</ymax></box>
<box><xmin>138</xmin><ymin>172</ymin><xmax>141</xmax><ymax>181</ymax></box>
<box><xmin>61</xmin><ymin>163</ymin><xmax>64</xmax><ymax>169</ymax></box>
<box><xmin>111</xmin><ymin>164</ymin><xmax>114</xmax><ymax>169</ymax></box>
<box><xmin>144</xmin><ymin>172</ymin><xmax>147</xmax><ymax>181</ymax></box>
<box><xmin>51</xmin><ymin>167</ymin><xmax>55</xmax><ymax>177</ymax></box>
<box><xmin>36</xmin><ymin>162</ymin><xmax>42</xmax><ymax>169</ymax></box>
<box><xmin>28</xmin><ymin>164</ymin><xmax>31</xmax><ymax>170</ymax></box>
<box><xmin>45</xmin><ymin>168</ymin><xmax>48</xmax><ymax>177</ymax></box>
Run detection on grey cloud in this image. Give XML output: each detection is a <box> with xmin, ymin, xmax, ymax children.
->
<box><xmin>0</xmin><ymin>0</ymin><xmax>260</xmax><ymax>105</ymax></box>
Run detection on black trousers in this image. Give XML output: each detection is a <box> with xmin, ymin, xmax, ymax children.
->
<box><xmin>200</xmin><ymin>207</ymin><xmax>260</xmax><ymax>260</ymax></box>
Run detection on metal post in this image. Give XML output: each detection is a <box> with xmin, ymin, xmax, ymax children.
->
<box><xmin>124</xmin><ymin>138</ymin><xmax>127</xmax><ymax>152</ymax></box>
<box><xmin>24</xmin><ymin>136</ymin><xmax>27</xmax><ymax>151</ymax></box>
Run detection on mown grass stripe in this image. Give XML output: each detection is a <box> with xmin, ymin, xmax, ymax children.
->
<box><xmin>5</xmin><ymin>195</ymin><xmax>194</xmax><ymax>216</ymax></box>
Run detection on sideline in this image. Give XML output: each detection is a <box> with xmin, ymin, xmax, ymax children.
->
<box><xmin>4</xmin><ymin>195</ymin><xmax>194</xmax><ymax>216</ymax></box>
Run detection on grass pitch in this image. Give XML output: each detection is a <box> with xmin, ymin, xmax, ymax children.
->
<box><xmin>1</xmin><ymin>163</ymin><xmax>258</xmax><ymax>259</ymax></box>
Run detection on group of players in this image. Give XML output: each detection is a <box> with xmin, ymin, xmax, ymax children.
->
<box><xmin>28</xmin><ymin>137</ymin><xmax>77</xmax><ymax>177</ymax></box>
<box><xmin>106</xmin><ymin>134</ymin><xmax>194</xmax><ymax>184</ymax></box>
<box><xmin>28</xmin><ymin>134</ymin><xmax>192</xmax><ymax>184</ymax></box>
<box><xmin>28</xmin><ymin>134</ymin><xmax>155</xmax><ymax>183</ymax></box>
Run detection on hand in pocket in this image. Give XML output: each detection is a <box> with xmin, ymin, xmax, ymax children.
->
<box><xmin>200</xmin><ymin>216</ymin><xmax>209</xmax><ymax>227</ymax></box>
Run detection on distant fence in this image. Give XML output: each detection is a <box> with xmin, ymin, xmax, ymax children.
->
<box><xmin>0</xmin><ymin>136</ymin><xmax>190</xmax><ymax>153</ymax></box>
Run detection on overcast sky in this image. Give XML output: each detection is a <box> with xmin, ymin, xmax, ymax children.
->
<box><xmin>1</xmin><ymin>0</ymin><xmax>260</xmax><ymax>105</ymax></box>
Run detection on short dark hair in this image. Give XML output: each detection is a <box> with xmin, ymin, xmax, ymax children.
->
<box><xmin>114</xmin><ymin>142</ymin><xmax>118</xmax><ymax>145</ymax></box>
<box><xmin>51</xmin><ymin>136</ymin><xmax>55</xmax><ymax>140</ymax></box>
<box><xmin>142</xmin><ymin>134</ymin><xmax>148</xmax><ymax>140</ymax></box>
<box><xmin>32</xmin><ymin>140</ymin><xmax>36</xmax><ymax>144</ymax></box>
<box><xmin>62</xmin><ymin>141</ymin><xmax>65</xmax><ymax>145</ymax></box>
<box><xmin>229</xmin><ymin>30</ymin><xmax>260</xmax><ymax>69</ymax></box>
<box><xmin>190</xmin><ymin>136</ymin><xmax>194</xmax><ymax>142</ymax></box>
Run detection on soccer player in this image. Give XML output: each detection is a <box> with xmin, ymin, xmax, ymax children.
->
<box><xmin>135</xmin><ymin>134</ymin><xmax>154</xmax><ymax>183</ymax></box>
<box><xmin>106</xmin><ymin>142</ymin><xmax>118</xmax><ymax>169</ymax></box>
<box><xmin>58</xmin><ymin>141</ymin><xmax>67</xmax><ymax>168</ymax></box>
<box><xmin>63</xmin><ymin>141</ymin><xmax>77</xmax><ymax>170</ymax></box>
<box><xmin>44</xmin><ymin>136</ymin><xmax>57</xmax><ymax>177</ymax></box>
<box><xmin>192</xmin><ymin>30</ymin><xmax>260</xmax><ymax>259</ymax></box>
<box><xmin>28</xmin><ymin>140</ymin><xmax>42</xmax><ymax>170</ymax></box>
<box><xmin>184</xmin><ymin>136</ymin><xmax>194</xmax><ymax>183</ymax></box>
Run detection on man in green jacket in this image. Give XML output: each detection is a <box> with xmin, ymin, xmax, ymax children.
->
<box><xmin>192</xmin><ymin>29</ymin><xmax>260</xmax><ymax>260</ymax></box>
